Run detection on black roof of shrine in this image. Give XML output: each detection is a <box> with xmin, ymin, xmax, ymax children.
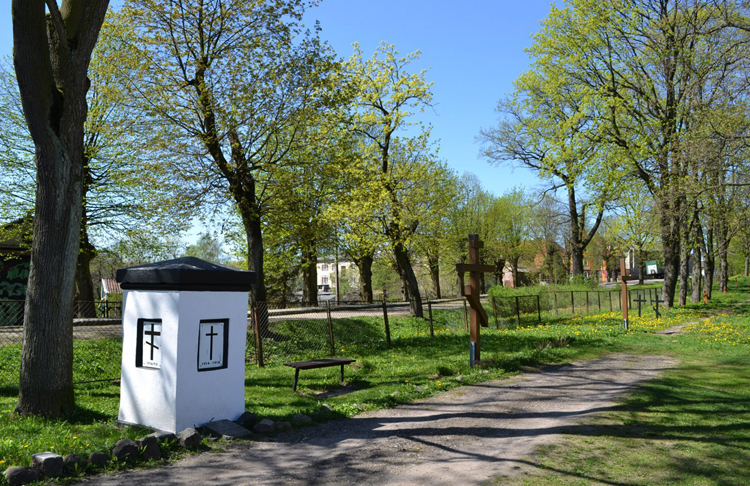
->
<box><xmin>116</xmin><ymin>257</ymin><xmax>256</xmax><ymax>291</ymax></box>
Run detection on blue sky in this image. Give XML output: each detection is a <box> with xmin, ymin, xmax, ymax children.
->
<box><xmin>0</xmin><ymin>1</ymin><xmax>553</xmax><ymax>197</ymax></box>
<box><xmin>305</xmin><ymin>0</ymin><xmax>553</xmax><ymax>195</ymax></box>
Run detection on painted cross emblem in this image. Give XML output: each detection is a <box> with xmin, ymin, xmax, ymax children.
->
<box><xmin>144</xmin><ymin>322</ymin><xmax>161</xmax><ymax>361</ymax></box>
<box><xmin>198</xmin><ymin>319</ymin><xmax>228</xmax><ymax>371</ymax></box>
<box><xmin>136</xmin><ymin>318</ymin><xmax>162</xmax><ymax>369</ymax></box>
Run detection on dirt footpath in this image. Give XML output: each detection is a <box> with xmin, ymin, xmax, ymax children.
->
<box><xmin>80</xmin><ymin>353</ymin><xmax>676</xmax><ymax>486</ymax></box>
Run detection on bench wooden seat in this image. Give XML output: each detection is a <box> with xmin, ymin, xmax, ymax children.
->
<box><xmin>283</xmin><ymin>358</ymin><xmax>356</xmax><ymax>391</ymax></box>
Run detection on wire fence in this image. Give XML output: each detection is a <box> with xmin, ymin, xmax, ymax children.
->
<box><xmin>0</xmin><ymin>301</ymin><xmax>123</xmax><ymax>389</ymax></box>
<box><xmin>0</xmin><ymin>286</ymin><xmax>662</xmax><ymax>388</ymax></box>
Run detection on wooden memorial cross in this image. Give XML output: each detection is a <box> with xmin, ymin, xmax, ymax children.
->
<box><xmin>456</xmin><ymin>234</ymin><xmax>494</xmax><ymax>366</ymax></box>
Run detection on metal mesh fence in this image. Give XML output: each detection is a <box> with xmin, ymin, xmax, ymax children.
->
<box><xmin>0</xmin><ymin>301</ymin><xmax>123</xmax><ymax>389</ymax></box>
<box><xmin>0</xmin><ymin>287</ymin><xmax>662</xmax><ymax>387</ymax></box>
<box><xmin>247</xmin><ymin>299</ymin><xmax>470</xmax><ymax>365</ymax></box>
<box><xmin>487</xmin><ymin>287</ymin><xmax>663</xmax><ymax>326</ymax></box>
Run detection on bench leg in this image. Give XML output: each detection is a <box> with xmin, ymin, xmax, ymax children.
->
<box><xmin>340</xmin><ymin>364</ymin><xmax>345</xmax><ymax>383</ymax></box>
<box><xmin>293</xmin><ymin>369</ymin><xmax>300</xmax><ymax>392</ymax></box>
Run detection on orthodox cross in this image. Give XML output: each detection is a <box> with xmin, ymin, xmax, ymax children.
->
<box><xmin>144</xmin><ymin>322</ymin><xmax>161</xmax><ymax>361</ymax></box>
<box><xmin>205</xmin><ymin>325</ymin><xmax>219</xmax><ymax>361</ymax></box>
<box><xmin>456</xmin><ymin>234</ymin><xmax>494</xmax><ymax>366</ymax></box>
<box><xmin>633</xmin><ymin>292</ymin><xmax>647</xmax><ymax>318</ymax></box>
<box><xmin>651</xmin><ymin>294</ymin><xmax>663</xmax><ymax>319</ymax></box>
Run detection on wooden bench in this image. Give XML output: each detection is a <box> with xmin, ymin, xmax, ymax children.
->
<box><xmin>283</xmin><ymin>358</ymin><xmax>356</xmax><ymax>391</ymax></box>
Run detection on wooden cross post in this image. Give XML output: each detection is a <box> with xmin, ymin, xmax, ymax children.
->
<box><xmin>456</xmin><ymin>234</ymin><xmax>494</xmax><ymax>366</ymax></box>
<box><xmin>620</xmin><ymin>258</ymin><xmax>629</xmax><ymax>330</ymax></box>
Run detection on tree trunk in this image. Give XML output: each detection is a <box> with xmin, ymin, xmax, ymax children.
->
<box><xmin>427</xmin><ymin>253</ymin><xmax>441</xmax><ymax>299</ymax></box>
<box><xmin>14</xmin><ymin>0</ymin><xmax>108</xmax><ymax>417</ymax></box>
<box><xmin>494</xmin><ymin>258</ymin><xmax>506</xmax><ymax>289</ymax></box>
<box><xmin>510</xmin><ymin>256</ymin><xmax>520</xmax><ymax>287</ymax></box>
<box><xmin>691</xmin><ymin>246</ymin><xmax>702</xmax><ymax>303</ymax></box>
<box><xmin>393</xmin><ymin>242</ymin><xmax>423</xmax><ymax>318</ymax></box>
<box><xmin>703</xmin><ymin>224</ymin><xmax>715</xmax><ymax>299</ymax></box>
<box><xmin>353</xmin><ymin>253</ymin><xmax>374</xmax><ymax>303</ymax></box>
<box><xmin>679</xmin><ymin>224</ymin><xmax>689</xmax><ymax>306</ymax></box>
<box><xmin>658</xmin><ymin>194</ymin><xmax>681</xmax><ymax>308</ymax></box>
<box><xmin>717</xmin><ymin>221</ymin><xmax>729</xmax><ymax>293</ymax></box>
<box><xmin>638</xmin><ymin>247</ymin><xmax>646</xmax><ymax>286</ymax></box>
<box><xmin>74</xmin><ymin>241</ymin><xmax>97</xmax><ymax>318</ymax></box>
<box><xmin>567</xmin><ymin>183</ymin><xmax>604</xmax><ymax>278</ymax></box>
<box><xmin>300</xmin><ymin>241</ymin><xmax>318</xmax><ymax>306</ymax></box>
<box><xmin>457</xmin><ymin>255</ymin><xmax>466</xmax><ymax>296</ymax></box>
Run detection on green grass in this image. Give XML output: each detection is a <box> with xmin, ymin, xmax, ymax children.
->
<box><xmin>1</xmin><ymin>284</ymin><xmax>749</xmax><ymax>485</ymax></box>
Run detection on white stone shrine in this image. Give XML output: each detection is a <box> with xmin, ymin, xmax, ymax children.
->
<box><xmin>116</xmin><ymin>257</ymin><xmax>255</xmax><ymax>433</ymax></box>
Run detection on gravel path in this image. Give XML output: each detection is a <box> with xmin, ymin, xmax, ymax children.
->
<box><xmin>80</xmin><ymin>353</ymin><xmax>676</xmax><ymax>486</ymax></box>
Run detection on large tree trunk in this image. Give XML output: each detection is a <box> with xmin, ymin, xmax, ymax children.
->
<box><xmin>717</xmin><ymin>221</ymin><xmax>729</xmax><ymax>293</ymax></box>
<box><xmin>493</xmin><ymin>258</ymin><xmax>506</xmax><ymax>288</ymax></box>
<box><xmin>703</xmin><ymin>225</ymin><xmax>715</xmax><ymax>299</ymax></box>
<box><xmin>353</xmin><ymin>253</ymin><xmax>374</xmax><ymax>303</ymax></box>
<box><xmin>300</xmin><ymin>241</ymin><xmax>318</xmax><ymax>306</ymax></box>
<box><xmin>679</xmin><ymin>225</ymin><xmax>689</xmax><ymax>306</ymax></box>
<box><xmin>510</xmin><ymin>256</ymin><xmax>520</xmax><ymax>287</ymax></box>
<box><xmin>638</xmin><ymin>247</ymin><xmax>646</xmax><ymax>286</ymax></box>
<box><xmin>393</xmin><ymin>243</ymin><xmax>423</xmax><ymax>318</ymax></box>
<box><xmin>567</xmin><ymin>183</ymin><xmax>603</xmax><ymax>278</ymax></box>
<box><xmin>658</xmin><ymin>195</ymin><xmax>681</xmax><ymax>308</ymax></box>
<box><xmin>427</xmin><ymin>253</ymin><xmax>441</xmax><ymax>299</ymax></box>
<box><xmin>457</xmin><ymin>255</ymin><xmax>466</xmax><ymax>296</ymax></box>
<box><xmin>14</xmin><ymin>0</ymin><xmax>108</xmax><ymax>417</ymax></box>
<box><xmin>243</xmin><ymin>207</ymin><xmax>268</xmax><ymax>305</ymax></box>
<box><xmin>690</xmin><ymin>213</ymin><xmax>702</xmax><ymax>303</ymax></box>
<box><xmin>691</xmin><ymin>246</ymin><xmax>702</xmax><ymax>303</ymax></box>
<box><xmin>74</xmin><ymin>239</ymin><xmax>97</xmax><ymax>318</ymax></box>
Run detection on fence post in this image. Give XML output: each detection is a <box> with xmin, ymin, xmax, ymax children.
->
<box><xmin>492</xmin><ymin>296</ymin><xmax>499</xmax><ymax>329</ymax></box>
<box><xmin>463</xmin><ymin>300</ymin><xmax>469</xmax><ymax>332</ymax></box>
<box><xmin>554</xmin><ymin>292</ymin><xmax>558</xmax><ymax>317</ymax></box>
<box><xmin>571</xmin><ymin>291</ymin><xmax>575</xmax><ymax>314</ymax></box>
<box><xmin>428</xmin><ymin>301</ymin><xmax>435</xmax><ymax>338</ymax></box>
<box><xmin>537</xmin><ymin>294</ymin><xmax>541</xmax><ymax>322</ymax></box>
<box><xmin>326</xmin><ymin>301</ymin><xmax>335</xmax><ymax>356</ymax></box>
<box><xmin>382</xmin><ymin>300</ymin><xmax>392</xmax><ymax>347</ymax></box>
<box><xmin>252</xmin><ymin>305</ymin><xmax>264</xmax><ymax>368</ymax></box>
<box><xmin>586</xmin><ymin>291</ymin><xmax>590</xmax><ymax>313</ymax></box>
<box><xmin>515</xmin><ymin>296</ymin><xmax>521</xmax><ymax>325</ymax></box>
<box><xmin>609</xmin><ymin>291</ymin><xmax>612</xmax><ymax>312</ymax></box>
<box><xmin>598</xmin><ymin>292</ymin><xmax>601</xmax><ymax>312</ymax></box>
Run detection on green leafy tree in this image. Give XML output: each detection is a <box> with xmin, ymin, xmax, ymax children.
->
<box><xmin>345</xmin><ymin>42</ymin><xmax>435</xmax><ymax>317</ymax></box>
<box><xmin>183</xmin><ymin>232</ymin><xmax>225</xmax><ymax>263</ymax></box>
<box><xmin>479</xmin><ymin>63</ymin><xmax>614</xmax><ymax>279</ymax></box>
<box><xmin>527</xmin><ymin>0</ymin><xmax>750</xmax><ymax>306</ymax></box>
<box><xmin>118</xmin><ymin>0</ymin><xmax>339</xmax><ymax>313</ymax></box>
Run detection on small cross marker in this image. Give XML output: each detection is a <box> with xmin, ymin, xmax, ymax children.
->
<box><xmin>652</xmin><ymin>294</ymin><xmax>663</xmax><ymax>319</ymax></box>
<box><xmin>633</xmin><ymin>293</ymin><xmax>647</xmax><ymax>318</ymax></box>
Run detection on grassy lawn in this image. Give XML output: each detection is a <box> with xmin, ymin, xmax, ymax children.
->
<box><xmin>0</xmin><ymin>284</ymin><xmax>748</xmax><ymax>485</ymax></box>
